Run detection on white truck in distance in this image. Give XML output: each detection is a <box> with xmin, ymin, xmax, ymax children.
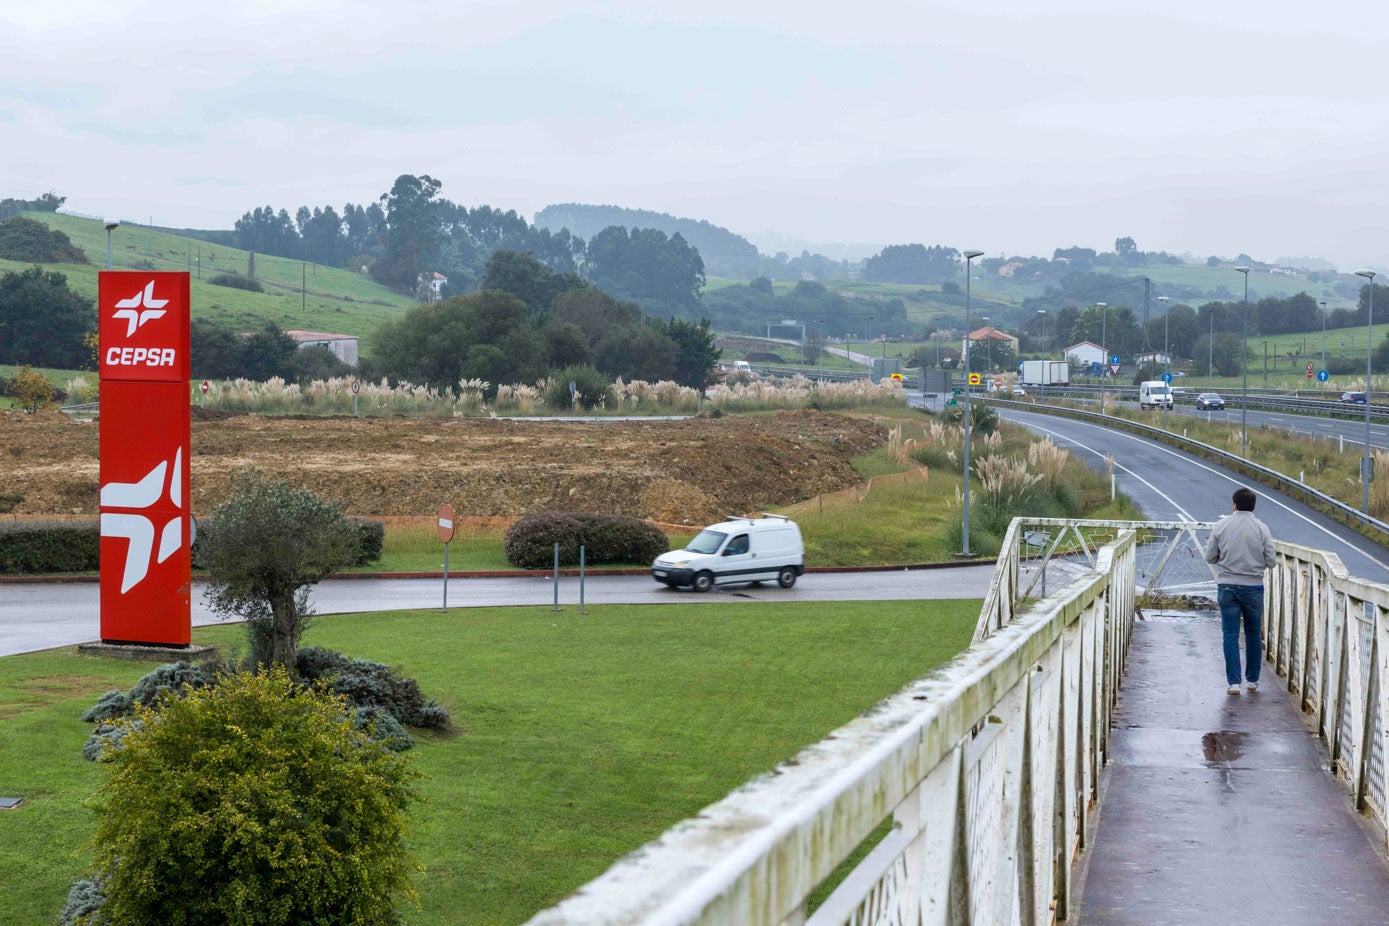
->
<box><xmin>1019</xmin><ymin>360</ymin><xmax>1069</xmax><ymax>387</ymax></box>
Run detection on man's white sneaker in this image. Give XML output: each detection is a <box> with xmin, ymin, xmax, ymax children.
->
<box><xmin>1227</xmin><ymin>684</ymin><xmax>1241</xmax><ymax>695</ymax></box>
<box><xmin>1246</xmin><ymin>681</ymin><xmax>1259</xmax><ymax>692</ymax></box>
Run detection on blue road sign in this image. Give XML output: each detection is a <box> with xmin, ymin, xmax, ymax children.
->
<box><xmin>1110</xmin><ymin>354</ymin><xmax>1121</xmax><ymax>365</ymax></box>
<box><xmin>1160</xmin><ymin>372</ymin><xmax>1173</xmax><ymax>383</ymax></box>
<box><xmin>1317</xmin><ymin>369</ymin><xmax>1330</xmax><ymax>382</ymax></box>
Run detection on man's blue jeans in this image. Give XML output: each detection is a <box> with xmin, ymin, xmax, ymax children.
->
<box><xmin>1218</xmin><ymin>584</ymin><xmax>1264</xmax><ymax>686</ymax></box>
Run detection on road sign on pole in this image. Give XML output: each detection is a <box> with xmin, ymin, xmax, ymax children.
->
<box><xmin>1160</xmin><ymin>372</ymin><xmax>1173</xmax><ymax>384</ymax></box>
<box><xmin>967</xmin><ymin>372</ymin><xmax>982</xmax><ymax>386</ymax></box>
<box><xmin>1109</xmin><ymin>363</ymin><xmax>1121</xmax><ymax>376</ymax></box>
<box><xmin>1306</xmin><ymin>362</ymin><xmax>1315</xmax><ymax>379</ymax></box>
<box><xmin>1110</xmin><ymin>354</ymin><xmax>1121</xmax><ymax>365</ymax></box>
<box><xmin>1317</xmin><ymin>369</ymin><xmax>1330</xmax><ymax>382</ymax></box>
<box><xmin>438</xmin><ymin>504</ymin><xmax>455</xmax><ymax>613</ymax></box>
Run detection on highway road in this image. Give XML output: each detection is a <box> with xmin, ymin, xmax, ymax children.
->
<box><xmin>0</xmin><ymin>566</ymin><xmax>995</xmax><ymax>658</ymax></box>
<box><xmin>1112</xmin><ymin>398</ymin><xmax>1389</xmax><ymax>450</ymax></box>
<box><xmin>996</xmin><ymin>406</ymin><xmax>1389</xmax><ymax>582</ymax></box>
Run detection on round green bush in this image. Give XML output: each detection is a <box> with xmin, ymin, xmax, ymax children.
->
<box><xmin>82</xmin><ymin>667</ymin><xmax>422</xmax><ymax>924</ymax></box>
<box><xmin>546</xmin><ymin>364</ymin><xmax>612</xmax><ymax>410</ymax></box>
<box><xmin>504</xmin><ymin>510</ymin><xmax>669</xmax><ymax>568</ymax></box>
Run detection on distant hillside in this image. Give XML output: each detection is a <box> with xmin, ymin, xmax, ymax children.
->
<box><xmin>6</xmin><ymin>212</ymin><xmax>416</xmax><ymax>349</ymax></box>
<box><xmin>534</xmin><ymin>203</ymin><xmax>761</xmax><ymax>279</ymax></box>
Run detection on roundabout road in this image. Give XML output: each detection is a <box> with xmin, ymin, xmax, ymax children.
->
<box><xmin>0</xmin><ymin>566</ymin><xmax>995</xmax><ymax>658</ymax></box>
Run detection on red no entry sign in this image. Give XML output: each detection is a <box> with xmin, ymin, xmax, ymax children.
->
<box><xmin>437</xmin><ymin>504</ymin><xmax>455</xmax><ymax>543</ymax></box>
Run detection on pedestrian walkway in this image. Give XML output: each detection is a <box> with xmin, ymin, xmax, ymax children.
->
<box><xmin>1076</xmin><ymin>611</ymin><xmax>1389</xmax><ymax>924</ymax></box>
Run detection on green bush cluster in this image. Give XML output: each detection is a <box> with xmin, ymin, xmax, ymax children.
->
<box><xmin>545</xmin><ymin>364</ymin><xmax>612</xmax><ymax>410</ymax></box>
<box><xmin>0</xmin><ymin>519</ymin><xmax>99</xmax><ymax>573</ymax></box>
<box><xmin>207</xmin><ymin>271</ymin><xmax>264</xmax><ymax>292</ymax></box>
<box><xmin>297</xmin><ymin>646</ymin><xmax>451</xmax><ymax>734</ymax></box>
<box><xmin>72</xmin><ymin>667</ymin><xmax>422</xmax><ymax>925</ymax></box>
<box><xmin>81</xmin><ymin>650</ymin><xmax>447</xmax><ymax>761</ymax></box>
<box><xmin>503</xmin><ymin>510</ymin><xmax>670</xmax><ymax>568</ymax></box>
<box><xmin>0</xmin><ymin>216</ymin><xmax>88</xmax><ymax>262</ymax></box>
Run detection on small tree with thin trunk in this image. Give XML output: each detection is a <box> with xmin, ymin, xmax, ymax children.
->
<box><xmin>201</xmin><ymin>469</ymin><xmax>357</xmax><ymax>672</ymax></box>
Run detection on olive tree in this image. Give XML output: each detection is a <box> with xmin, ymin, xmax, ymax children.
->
<box><xmin>200</xmin><ymin>469</ymin><xmax>357</xmax><ymax>672</ymax></box>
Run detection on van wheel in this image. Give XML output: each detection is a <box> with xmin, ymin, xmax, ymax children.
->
<box><xmin>693</xmin><ymin>571</ymin><xmax>715</xmax><ymax>593</ymax></box>
<box><xmin>777</xmin><ymin>567</ymin><xmax>798</xmax><ymax>589</ymax></box>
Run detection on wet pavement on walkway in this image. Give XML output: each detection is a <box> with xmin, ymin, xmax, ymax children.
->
<box><xmin>1076</xmin><ymin>611</ymin><xmax>1389</xmax><ymax>925</ymax></box>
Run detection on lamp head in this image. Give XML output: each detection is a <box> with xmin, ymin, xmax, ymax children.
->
<box><xmin>103</xmin><ymin>219</ymin><xmax>120</xmax><ymax>232</ymax></box>
<box><xmin>1096</xmin><ymin>302</ymin><xmax>1107</xmax><ymax>308</ymax></box>
<box><xmin>1157</xmin><ymin>295</ymin><xmax>1170</xmax><ymax>304</ymax></box>
<box><xmin>1355</xmin><ymin>269</ymin><xmax>1377</xmax><ymax>281</ymax></box>
<box><xmin>1234</xmin><ymin>265</ymin><xmax>1250</xmax><ymax>275</ymax></box>
<box><xmin>963</xmin><ymin>249</ymin><xmax>985</xmax><ymax>260</ymax></box>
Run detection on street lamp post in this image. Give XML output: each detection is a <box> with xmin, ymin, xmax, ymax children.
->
<box><xmin>961</xmin><ymin>249</ymin><xmax>985</xmax><ymax>557</ymax></box>
<box><xmin>1235</xmin><ymin>266</ymin><xmax>1251</xmax><ymax>455</ymax></box>
<box><xmin>1037</xmin><ymin>309</ymin><xmax>1047</xmax><ymax>402</ymax></box>
<box><xmin>1158</xmin><ymin>295</ymin><xmax>1171</xmax><ymax>430</ymax></box>
<box><xmin>1097</xmin><ymin>303</ymin><xmax>1108</xmax><ymax>410</ymax></box>
<box><xmin>1320</xmin><ymin>301</ymin><xmax>1328</xmax><ymax>391</ymax></box>
<box><xmin>104</xmin><ymin>219</ymin><xmax>120</xmax><ymax>269</ymax></box>
<box><xmin>1209</xmin><ymin>307</ymin><xmax>1216</xmax><ymax>388</ymax></box>
<box><xmin>1356</xmin><ymin>270</ymin><xmax>1377</xmax><ymax>513</ymax></box>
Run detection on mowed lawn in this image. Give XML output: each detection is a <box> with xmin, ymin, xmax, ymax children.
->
<box><xmin>0</xmin><ymin>599</ymin><xmax>979</xmax><ymax>924</ymax></box>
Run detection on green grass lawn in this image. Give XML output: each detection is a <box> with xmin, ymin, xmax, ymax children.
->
<box><xmin>0</xmin><ymin>599</ymin><xmax>979</xmax><ymax>924</ymax></box>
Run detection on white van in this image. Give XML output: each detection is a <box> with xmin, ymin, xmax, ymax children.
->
<box><xmin>1139</xmin><ymin>380</ymin><xmax>1172</xmax><ymax>410</ymax></box>
<box><xmin>652</xmin><ymin>514</ymin><xmax>804</xmax><ymax>591</ymax></box>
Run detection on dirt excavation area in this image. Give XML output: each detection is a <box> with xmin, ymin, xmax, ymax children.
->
<box><xmin>1</xmin><ymin>408</ymin><xmax>886</xmax><ymax>525</ymax></box>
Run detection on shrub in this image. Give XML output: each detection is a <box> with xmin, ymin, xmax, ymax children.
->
<box><xmin>0</xmin><ymin>216</ymin><xmax>88</xmax><ymax>262</ymax></box>
<box><xmin>348</xmin><ymin>517</ymin><xmax>385</xmax><ymax>565</ymax></box>
<box><xmin>546</xmin><ymin>364</ymin><xmax>612</xmax><ymax>410</ymax></box>
<box><xmin>57</xmin><ymin>875</ymin><xmax>109</xmax><ymax>926</ymax></box>
<box><xmin>503</xmin><ymin>510</ymin><xmax>669</xmax><ymax>568</ymax></box>
<box><xmin>0</xmin><ymin>490</ymin><xmax>24</xmax><ymax>513</ymax></box>
<box><xmin>296</xmin><ymin>647</ymin><xmax>451</xmax><ymax>730</ymax></box>
<box><xmin>77</xmin><ymin>668</ymin><xmax>422</xmax><ymax>925</ymax></box>
<box><xmin>5</xmin><ymin>365</ymin><xmax>55</xmax><ymax>412</ymax></box>
<box><xmin>208</xmin><ymin>271</ymin><xmax>264</xmax><ymax>293</ymax></box>
<box><xmin>0</xmin><ymin>520</ymin><xmax>99</xmax><ymax>574</ymax></box>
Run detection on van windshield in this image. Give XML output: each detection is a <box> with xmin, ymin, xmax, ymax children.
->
<box><xmin>685</xmin><ymin>529</ymin><xmax>728</xmax><ymax>554</ymax></box>
<box><xmin>1150</xmin><ymin>385</ymin><xmax>1169</xmax><ymax>395</ymax></box>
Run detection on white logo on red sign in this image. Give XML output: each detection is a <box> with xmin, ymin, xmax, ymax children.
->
<box><xmin>99</xmin><ymin>448</ymin><xmax>183</xmax><ymax>593</ymax></box>
<box><xmin>111</xmin><ymin>281</ymin><xmax>169</xmax><ymax>336</ymax></box>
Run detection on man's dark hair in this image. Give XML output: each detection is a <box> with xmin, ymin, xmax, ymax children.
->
<box><xmin>1233</xmin><ymin>487</ymin><xmax>1257</xmax><ymax>511</ymax></box>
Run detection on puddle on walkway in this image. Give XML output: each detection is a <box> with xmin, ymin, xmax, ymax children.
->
<box><xmin>1200</xmin><ymin>731</ymin><xmax>1247</xmax><ymax>764</ymax></box>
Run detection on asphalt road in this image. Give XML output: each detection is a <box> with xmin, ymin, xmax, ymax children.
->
<box><xmin>0</xmin><ymin>566</ymin><xmax>996</xmax><ymax>658</ymax></box>
<box><xmin>996</xmin><ymin>406</ymin><xmax>1389</xmax><ymax>582</ymax></box>
<box><xmin>1115</xmin><ymin>398</ymin><xmax>1389</xmax><ymax>450</ymax></box>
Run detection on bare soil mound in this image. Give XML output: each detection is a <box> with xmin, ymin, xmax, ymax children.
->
<box><xmin>1</xmin><ymin>408</ymin><xmax>885</xmax><ymax>525</ymax></box>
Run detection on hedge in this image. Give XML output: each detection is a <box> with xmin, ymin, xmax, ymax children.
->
<box><xmin>0</xmin><ymin>517</ymin><xmax>382</xmax><ymax>574</ymax></box>
<box><xmin>503</xmin><ymin>510</ymin><xmax>669</xmax><ymax>569</ymax></box>
<box><xmin>0</xmin><ymin>520</ymin><xmax>100</xmax><ymax>574</ymax></box>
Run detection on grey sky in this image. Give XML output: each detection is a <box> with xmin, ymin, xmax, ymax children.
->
<box><xmin>5</xmin><ymin>1</ymin><xmax>1387</xmax><ymax>268</ymax></box>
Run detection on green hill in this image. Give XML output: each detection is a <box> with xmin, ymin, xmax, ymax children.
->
<box><xmin>3</xmin><ymin>213</ymin><xmax>416</xmax><ymax>350</ymax></box>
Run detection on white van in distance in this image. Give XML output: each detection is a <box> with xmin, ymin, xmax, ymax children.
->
<box><xmin>1139</xmin><ymin>380</ymin><xmax>1173</xmax><ymax>410</ymax></box>
<box><xmin>652</xmin><ymin>514</ymin><xmax>805</xmax><ymax>592</ymax></box>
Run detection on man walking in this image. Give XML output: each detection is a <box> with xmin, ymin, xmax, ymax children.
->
<box><xmin>1204</xmin><ymin>487</ymin><xmax>1277</xmax><ymax>694</ymax></box>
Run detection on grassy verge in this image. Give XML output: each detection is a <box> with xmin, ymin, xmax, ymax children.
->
<box><xmin>0</xmin><ymin>599</ymin><xmax>979</xmax><ymax>924</ymax></box>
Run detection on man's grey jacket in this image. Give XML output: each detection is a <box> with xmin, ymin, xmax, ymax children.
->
<box><xmin>1204</xmin><ymin>511</ymin><xmax>1276</xmax><ymax>586</ymax></box>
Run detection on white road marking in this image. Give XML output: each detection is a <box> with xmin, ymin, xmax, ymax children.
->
<box><xmin>1006</xmin><ymin>411</ymin><xmax>1389</xmax><ymax>572</ymax></box>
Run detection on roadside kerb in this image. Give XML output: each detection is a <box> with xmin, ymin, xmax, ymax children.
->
<box><xmin>986</xmin><ymin>397</ymin><xmax>1389</xmax><ymax>546</ymax></box>
<box><xmin>0</xmin><ymin>560</ymin><xmax>998</xmax><ymax>585</ymax></box>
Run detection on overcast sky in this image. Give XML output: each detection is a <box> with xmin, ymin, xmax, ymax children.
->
<box><xmin>5</xmin><ymin>1</ymin><xmax>1387</xmax><ymax>268</ymax></box>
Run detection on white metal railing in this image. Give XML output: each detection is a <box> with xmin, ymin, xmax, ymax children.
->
<box><xmin>1266</xmin><ymin>540</ymin><xmax>1389</xmax><ymax>845</ymax></box>
<box><xmin>526</xmin><ymin>528</ymin><xmax>1138</xmax><ymax>926</ymax></box>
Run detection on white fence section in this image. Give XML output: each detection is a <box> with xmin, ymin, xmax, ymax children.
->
<box><xmin>526</xmin><ymin>526</ymin><xmax>1139</xmax><ymax>926</ymax></box>
<box><xmin>1266</xmin><ymin>541</ymin><xmax>1389</xmax><ymax>846</ymax></box>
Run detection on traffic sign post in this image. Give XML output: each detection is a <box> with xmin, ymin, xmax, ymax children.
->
<box><xmin>1317</xmin><ymin>369</ymin><xmax>1330</xmax><ymax>383</ymax></box>
<box><xmin>438</xmin><ymin>504</ymin><xmax>455</xmax><ymax>612</ymax></box>
<box><xmin>350</xmin><ymin>379</ymin><xmax>360</xmax><ymax>416</ymax></box>
<box><xmin>967</xmin><ymin>372</ymin><xmax>982</xmax><ymax>386</ymax></box>
<box><xmin>1306</xmin><ymin>362</ymin><xmax>1315</xmax><ymax>380</ymax></box>
<box><xmin>1160</xmin><ymin>372</ymin><xmax>1173</xmax><ymax>384</ymax></box>
<box><xmin>1109</xmin><ymin>363</ymin><xmax>1121</xmax><ymax>376</ymax></box>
